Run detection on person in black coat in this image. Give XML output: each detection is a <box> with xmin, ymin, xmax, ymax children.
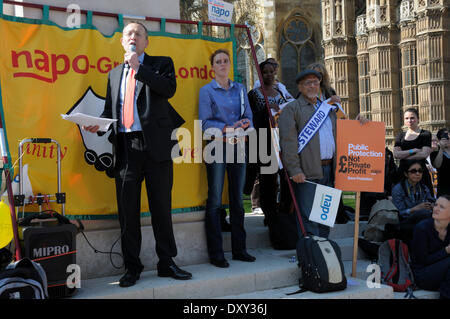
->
<box><xmin>83</xmin><ymin>22</ymin><xmax>191</xmax><ymax>287</ymax></box>
<box><xmin>394</xmin><ymin>108</ymin><xmax>433</xmax><ymax>195</ymax></box>
<box><xmin>410</xmin><ymin>195</ymin><xmax>450</xmax><ymax>299</ymax></box>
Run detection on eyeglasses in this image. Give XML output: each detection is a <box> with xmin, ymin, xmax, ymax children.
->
<box><xmin>301</xmin><ymin>80</ymin><xmax>320</xmax><ymax>87</ymax></box>
<box><xmin>408</xmin><ymin>169</ymin><xmax>423</xmax><ymax>174</ymax></box>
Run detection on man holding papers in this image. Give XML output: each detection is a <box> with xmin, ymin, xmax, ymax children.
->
<box><xmin>279</xmin><ymin>69</ymin><xmax>367</xmax><ymax>237</ymax></box>
<box><xmin>82</xmin><ymin>22</ymin><xmax>191</xmax><ymax>287</ymax></box>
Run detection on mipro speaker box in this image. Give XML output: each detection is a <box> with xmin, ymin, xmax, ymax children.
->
<box><xmin>21</xmin><ymin>223</ymin><xmax>78</xmax><ymax>298</ymax></box>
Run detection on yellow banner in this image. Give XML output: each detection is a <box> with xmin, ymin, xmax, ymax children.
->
<box><xmin>0</xmin><ymin>17</ymin><xmax>234</xmax><ymax>218</ymax></box>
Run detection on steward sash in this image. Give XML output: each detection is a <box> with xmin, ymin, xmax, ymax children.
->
<box><xmin>297</xmin><ymin>99</ymin><xmax>336</xmax><ymax>154</ymax></box>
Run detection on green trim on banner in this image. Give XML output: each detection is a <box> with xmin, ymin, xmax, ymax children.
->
<box><xmin>231</xmin><ymin>24</ymin><xmax>239</xmax><ymax>83</ymax></box>
<box><xmin>85</xmin><ymin>10</ymin><xmax>93</xmax><ymax>27</ymax></box>
<box><xmin>198</xmin><ymin>21</ymin><xmax>203</xmax><ymax>37</ymax></box>
<box><xmin>0</xmin><ymin>83</ymin><xmax>13</xmax><ymax>177</ymax></box>
<box><xmin>117</xmin><ymin>14</ymin><xmax>124</xmax><ymax>30</ymax></box>
<box><xmin>0</xmin><ymin>0</ymin><xmax>3</xmax><ymax>16</ymax></box>
<box><xmin>42</xmin><ymin>5</ymin><xmax>49</xmax><ymax>22</ymax></box>
<box><xmin>0</xmin><ymin>11</ymin><xmax>236</xmax><ymax>44</ymax></box>
<box><xmin>160</xmin><ymin>18</ymin><xmax>166</xmax><ymax>33</ymax></box>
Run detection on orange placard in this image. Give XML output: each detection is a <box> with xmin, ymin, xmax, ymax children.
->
<box><xmin>334</xmin><ymin>120</ymin><xmax>386</xmax><ymax>192</ymax></box>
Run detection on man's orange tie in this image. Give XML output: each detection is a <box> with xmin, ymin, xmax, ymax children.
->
<box><xmin>123</xmin><ymin>67</ymin><xmax>136</xmax><ymax>129</ymax></box>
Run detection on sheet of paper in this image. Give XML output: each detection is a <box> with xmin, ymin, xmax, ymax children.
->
<box><xmin>271</xmin><ymin>99</ymin><xmax>294</xmax><ymax>117</ymax></box>
<box><xmin>61</xmin><ymin>113</ymin><xmax>117</xmax><ymax>132</ymax></box>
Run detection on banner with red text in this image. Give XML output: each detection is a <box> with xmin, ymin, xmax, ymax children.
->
<box><xmin>0</xmin><ymin>14</ymin><xmax>235</xmax><ymax>218</ymax></box>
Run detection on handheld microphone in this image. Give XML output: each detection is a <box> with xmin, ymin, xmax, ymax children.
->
<box><xmin>125</xmin><ymin>44</ymin><xmax>136</xmax><ymax>68</ymax></box>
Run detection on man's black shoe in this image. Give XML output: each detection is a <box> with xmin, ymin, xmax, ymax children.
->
<box><xmin>157</xmin><ymin>264</ymin><xmax>192</xmax><ymax>280</ymax></box>
<box><xmin>210</xmin><ymin>258</ymin><xmax>230</xmax><ymax>268</ymax></box>
<box><xmin>232</xmin><ymin>251</ymin><xmax>256</xmax><ymax>262</ymax></box>
<box><xmin>119</xmin><ymin>270</ymin><xmax>141</xmax><ymax>288</ymax></box>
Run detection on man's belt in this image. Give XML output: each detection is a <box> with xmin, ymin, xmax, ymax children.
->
<box><xmin>212</xmin><ymin>136</ymin><xmax>247</xmax><ymax>144</ymax></box>
<box><xmin>321</xmin><ymin>159</ymin><xmax>332</xmax><ymax>166</ymax></box>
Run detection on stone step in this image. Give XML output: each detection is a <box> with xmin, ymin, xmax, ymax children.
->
<box><xmin>71</xmin><ymin>245</ymin><xmax>438</xmax><ymax>299</ymax></box>
<box><xmin>219</xmin><ymin>278</ymin><xmax>394</xmax><ymax>299</ymax></box>
<box><xmin>76</xmin><ymin>213</ymin><xmax>366</xmax><ymax>279</ymax></box>
<box><xmin>71</xmin><ymin>247</ymin><xmax>394</xmax><ymax>299</ymax></box>
<box><xmin>72</xmin><ymin>248</ymin><xmax>299</xmax><ymax>299</ymax></box>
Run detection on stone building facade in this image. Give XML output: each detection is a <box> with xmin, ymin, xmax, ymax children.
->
<box><xmin>336</xmin><ymin>0</ymin><xmax>450</xmax><ymax>144</ymax></box>
<box><xmin>182</xmin><ymin>0</ymin><xmax>449</xmax><ymax>143</ymax></box>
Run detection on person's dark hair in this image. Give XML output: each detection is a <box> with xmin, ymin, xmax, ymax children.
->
<box><xmin>264</xmin><ymin>58</ymin><xmax>278</xmax><ymax>67</ymax></box>
<box><xmin>259</xmin><ymin>60</ymin><xmax>274</xmax><ymax>72</ymax></box>
<box><xmin>399</xmin><ymin>159</ymin><xmax>427</xmax><ymax>194</ymax></box>
<box><xmin>404</xmin><ymin>107</ymin><xmax>419</xmax><ymax>119</ymax></box>
<box><xmin>436</xmin><ymin>127</ymin><xmax>449</xmax><ymax>140</ymax></box>
<box><xmin>124</xmin><ymin>21</ymin><xmax>148</xmax><ymax>35</ymax></box>
<box><xmin>210</xmin><ymin>49</ymin><xmax>230</xmax><ymax>66</ymax></box>
<box><xmin>439</xmin><ymin>194</ymin><xmax>450</xmax><ymax>202</ymax></box>
<box><xmin>400</xmin><ymin>159</ymin><xmax>423</xmax><ymax>176</ymax></box>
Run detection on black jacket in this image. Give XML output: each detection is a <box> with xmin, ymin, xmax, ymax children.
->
<box><xmin>100</xmin><ymin>53</ymin><xmax>184</xmax><ymax>164</ymax></box>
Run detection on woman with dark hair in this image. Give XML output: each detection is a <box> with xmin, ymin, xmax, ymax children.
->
<box><xmin>392</xmin><ymin>159</ymin><xmax>435</xmax><ymax>222</ymax></box>
<box><xmin>431</xmin><ymin>128</ymin><xmax>450</xmax><ymax>197</ymax></box>
<box><xmin>389</xmin><ymin>159</ymin><xmax>435</xmax><ymax>243</ymax></box>
<box><xmin>394</xmin><ymin>108</ymin><xmax>433</xmax><ymax>195</ymax></box>
<box><xmin>410</xmin><ymin>194</ymin><xmax>450</xmax><ymax>299</ymax></box>
<box><xmin>247</xmin><ymin>61</ymin><xmax>289</xmax><ymax>226</ymax></box>
<box><xmin>198</xmin><ymin>48</ymin><xmax>255</xmax><ymax>268</ymax></box>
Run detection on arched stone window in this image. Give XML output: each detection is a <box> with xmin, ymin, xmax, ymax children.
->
<box><xmin>279</xmin><ymin>13</ymin><xmax>317</xmax><ymax>96</ymax></box>
<box><xmin>235</xmin><ymin>23</ymin><xmax>265</xmax><ymax>91</ymax></box>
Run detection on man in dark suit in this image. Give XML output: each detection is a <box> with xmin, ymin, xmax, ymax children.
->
<box><xmin>83</xmin><ymin>22</ymin><xmax>191</xmax><ymax>287</ymax></box>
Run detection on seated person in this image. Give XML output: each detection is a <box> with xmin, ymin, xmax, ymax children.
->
<box><xmin>410</xmin><ymin>195</ymin><xmax>450</xmax><ymax>299</ymax></box>
<box><xmin>389</xmin><ymin>159</ymin><xmax>435</xmax><ymax>243</ymax></box>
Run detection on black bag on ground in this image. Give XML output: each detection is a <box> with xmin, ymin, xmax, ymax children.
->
<box><xmin>268</xmin><ymin>212</ymin><xmax>298</xmax><ymax>250</ymax></box>
<box><xmin>294</xmin><ymin>235</ymin><xmax>347</xmax><ymax>293</ymax></box>
<box><xmin>0</xmin><ymin>257</ymin><xmax>48</xmax><ymax>299</ymax></box>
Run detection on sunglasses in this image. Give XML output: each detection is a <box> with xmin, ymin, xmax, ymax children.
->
<box><xmin>408</xmin><ymin>168</ymin><xmax>423</xmax><ymax>174</ymax></box>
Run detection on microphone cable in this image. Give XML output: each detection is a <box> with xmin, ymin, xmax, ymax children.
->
<box><xmin>77</xmin><ymin>84</ymin><xmax>134</xmax><ymax>270</ymax></box>
<box><xmin>77</xmin><ymin>131</ymin><xmax>129</xmax><ymax>271</ymax></box>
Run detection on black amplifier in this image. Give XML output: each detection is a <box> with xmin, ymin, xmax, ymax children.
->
<box><xmin>19</xmin><ymin>212</ymin><xmax>78</xmax><ymax>298</ymax></box>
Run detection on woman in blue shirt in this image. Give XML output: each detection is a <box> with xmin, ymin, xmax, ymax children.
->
<box><xmin>392</xmin><ymin>159</ymin><xmax>435</xmax><ymax>222</ymax></box>
<box><xmin>410</xmin><ymin>195</ymin><xmax>450</xmax><ymax>299</ymax></box>
<box><xmin>198</xmin><ymin>49</ymin><xmax>254</xmax><ymax>268</ymax></box>
<box><xmin>389</xmin><ymin>159</ymin><xmax>435</xmax><ymax>243</ymax></box>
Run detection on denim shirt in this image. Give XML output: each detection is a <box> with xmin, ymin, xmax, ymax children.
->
<box><xmin>391</xmin><ymin>180</ymin><xmax>434</xmax><ymax>218</ymax></box>
<box><xmin>198</xmin><ymin>79</ymin><xmax>253</xmax><ymax>133</ymax></box>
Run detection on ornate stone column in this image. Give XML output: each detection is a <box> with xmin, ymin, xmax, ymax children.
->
<box><xmin>321</xmin><ymin>0</ymin><xmax>359</xmax><ymax>118</ymax></box>
<box><xmin>399</xmin><ymin>0</ymin><xmax>419</xmax><ymax>115</ymax></box>
<box><xmin>415</xmin><ymin>0</ymin><xmax>450</xmax><ymax>132</ymax></box>
<box><xmin>366</xmin><ymin>0</ymin><xmax>401</xmax><ymax>145</ymax></box>
<box><xmin>356</xmin><ymin>14</ymin><xmax>371</xmax><ymax>120</ymax></box>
